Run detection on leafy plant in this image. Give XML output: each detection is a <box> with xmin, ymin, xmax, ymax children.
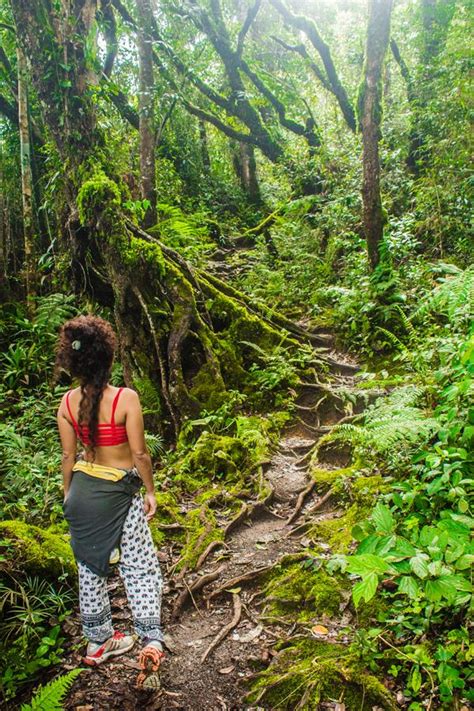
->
<box><xmin>20</xmin><ymin>669</ymin><xmax>83</xmax><ymax>711</ymax></box>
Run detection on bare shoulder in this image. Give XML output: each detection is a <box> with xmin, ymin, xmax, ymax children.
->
<box><xmin>119</xmin><ymin>387</ymin><xmax>141</xmax><ymax>405</ymax></box>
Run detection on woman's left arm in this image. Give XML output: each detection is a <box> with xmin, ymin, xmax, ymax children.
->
<box><xmin>57</xmin><ymin>394</ymin><xmax>77</xmax><ymax>499</ymax></box>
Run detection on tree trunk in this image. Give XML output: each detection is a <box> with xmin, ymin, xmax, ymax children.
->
<box><xmin>10</xmin><ymin>0</ymin><xmax>294</xmax><ymax>441</ymax></box>
<box><xmin>233</xmin><ymin>142</ymin><xmax>262</xmax><ymax>206</ymax></box>
<box><xmin>359</xmin><ymin>0</ymin><xmax>393</xmax><ymax>270</ymax></box>
<box><xmin>136</xmin><ymin>0</ymin><xmax>157</xmax><ymax>227</ymax></box>
<box><xmin>16</xmin><ymin>45</ymin><xmax>35</xmax><ymax>303</ymax></box>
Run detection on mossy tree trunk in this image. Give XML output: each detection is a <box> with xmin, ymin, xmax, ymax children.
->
<box><xmin>358</xmin><ymin>0</ymin><xmax>393</xmax><ymax>270</ymax></box>
<box><xmin>10</xmin><ymin>0</ymin><xmax>293</xmax><ymax>439</ymax></box>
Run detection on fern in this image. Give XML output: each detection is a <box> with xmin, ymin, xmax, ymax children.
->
<box><xmin>34</xmin><ymin>293</ymin><xmax>77</xmax><ymax>334</ymax></box>
<box><xmin>412</xmin><ymin>265</ymin><xmax>474</xmax><ymax>326</ymax></box>
<box><xmin>323</xmin><ymin>386</ymin><xmax>438</xmax><ymax>464</ymax></box>
<box><xmin>20</xmin><ymin>669</ymin><xmax>83</xmax><ymax>711</ymax></box>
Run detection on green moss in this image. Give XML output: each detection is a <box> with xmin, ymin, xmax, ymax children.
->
<box><xmin>188</xmin><ymin>364</ymin><xmax>229</xmax><ymax>410</ymax></box>
<box><xmin>311</xmin><ymin>504</ymin><xmax>363</xmax><ymax>553</ymax></box>
<box><xmin>77</xmin><ymin>169</ymin><xmax>121</xmax><ymax>228</ymax></box>
<box><xmin>248</xmin><ymin>639</ymin><xmax>397</xmax><ymax>709</ymax></box>
<box><xmin>175</xmin><ymin>432</ymin><xmax>249</xmax><ymax>492</ymax></box>
<box><xmin>121</xmin><ymin>236</ymin><xmax>166</xmax><ymax>276</ymax></box>
<box><xmin>262</xmin><ymin>561</ymin><xmax>347</xmax><ymax>622</ymax></box>
<box><xmin>310</xmin><ymin>465</ymin><xmax>356</xmax><ymax>486</ymax></box>
<box><xmin>0</xmin><ymin>520</ymin><xmax>76</xmax><ymax>579</ymax></box>
<box><xmin>179</xmin><ymin>507</ymin><xmax>224</xmax><ymax>570</ymax></box>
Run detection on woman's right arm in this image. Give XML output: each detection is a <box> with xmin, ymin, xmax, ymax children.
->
<box><xmin>125</xmin><ymin>390</ymin><xmax>157</xmax><ymax>520</ymax></box>
<box><xmin>57</xmin><ymin>394</ymin><xmax>77</xmax><ymax>499</ymax></box>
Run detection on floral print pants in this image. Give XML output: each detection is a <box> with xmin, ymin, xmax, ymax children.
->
<box><xmin>78</xmin><ymin>494</ymin><xmax>164</xmax><ymax>644</ymax></box>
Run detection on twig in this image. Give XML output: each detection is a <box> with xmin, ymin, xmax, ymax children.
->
<box><xmin>201</xmin><ymin>593</ymin><xmax>242</xmax><ymax>662</ymax></box>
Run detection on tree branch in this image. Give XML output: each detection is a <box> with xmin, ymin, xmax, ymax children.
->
<box><xmin>236</xmin><ymin>0</ymin><xmax>261</xmax><ymax>58</ymax></box>
<box><xmin>100</xmin><ymin>0</ymin><xmax>118</xmax><ymax>77</ymax></box>
<box><xmin>240</xmin><ymin>58</ymin><xmax>320</xmax><ymax>146</ymax></box>
<box><xmin>269</xmin><ymin>0</ymin><xmax>356</xmax><ymax>131</ymax></box>
<box><xmin>271</xmin><ymin>35</ymin><xmax>332</xmax><ymax>93</ymax></box>
<box><xmin>390</xmin><ymin>38</ymin><xmax>415</xmax><ymax>103</ymax></box>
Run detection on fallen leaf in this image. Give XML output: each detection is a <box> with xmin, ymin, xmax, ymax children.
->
<box><xmin>311</xmin><ymin>624</ymin><xmax>329</xmax><ymax>636</ymax></box>
<box><xmin>226</xmin><ymin>587</ymin><xmax>241</xmax><ymax>593</ymax></box>
<box><xmin>218</xmin><ymin>666</ymin><xmax>235</xmax><ymax>674</ymax></box>
<box><xmin>239</xmin><ymin>625</ymin><xmax>263</xmax><ymax>643</ymax></box>
<box><xmin>75</xmin><ymin>706</ymin><xmax>94</xmax><ymax>711</ymax></box>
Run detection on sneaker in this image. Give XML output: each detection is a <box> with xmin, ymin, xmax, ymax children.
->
<box><xmin>136</xmin><ymin>640</ymin><xmax>165</xmax><ymax>689</ymax></box>
<box><xmin>83</xmin><ymin>630</ymin><xmax>136</xmax><ymax>666</ymax></box>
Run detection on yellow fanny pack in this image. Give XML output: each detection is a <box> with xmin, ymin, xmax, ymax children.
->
<box><xmin>72</xmin><ymin>460</ymin><xmax>128</xmax><ymax>482</ymax></box>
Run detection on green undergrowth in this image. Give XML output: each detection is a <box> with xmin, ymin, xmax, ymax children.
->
<box><xmin>261</xmin><ymin>558</ymin><xmax>348</xmax><ymax>624</ymax></box>
<box><xmin>248</xmin><ymin>638</ymin><xmax>398</xmax><ymax>710</ymax></box>
<box><xmin>153</xmin><ymin>411</ymin><xmax>290</xmax><ymax>569</ymax></box>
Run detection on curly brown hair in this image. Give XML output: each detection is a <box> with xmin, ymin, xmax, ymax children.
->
<box><xmin>55</xmin><ymin>315</ymin><xmax>117</xmax><ymax>451</ymax></box>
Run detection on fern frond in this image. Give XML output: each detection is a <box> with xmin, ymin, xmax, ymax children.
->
<box><xmin>412</xmin><ymin>265</ymin><xmax>474</xmax><ymax>324</ymax></box>
<box><xmin>324</xmin><ymin>386</ymin><xmax>438</xmax><ymax>459</ymax></box>
<box><xmin>21</xmin><ymin>669</ymin><xmax>83</xmax><ymax>711</ymax></box>
<box><xmin>375</xmin><ymin>327</ymin><xmax>409</xmax><ymax>352</ymax></box>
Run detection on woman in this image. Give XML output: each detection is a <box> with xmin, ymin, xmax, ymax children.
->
<box><xmin>56</xmin><ymin>315</ymin><xmax>164</xmax><ymax>686</ymax></box>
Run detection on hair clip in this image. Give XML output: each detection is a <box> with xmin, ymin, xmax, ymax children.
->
<box><xmin>71</xmin><ymin>340</ymin><xmax>82</xmax><ymax>350</ymax></box>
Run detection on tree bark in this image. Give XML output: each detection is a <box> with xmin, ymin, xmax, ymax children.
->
<box><xmin>135</xmin><ymin>0</ymin><xmax>157</xmax><ymax>227</ymax></box>
<box><xmin>359</xmin><ymin>0</ymin><xmax>393</xmax><ymax>270</ymax></box>
<box><xmin>16</xmin><ymin>45</ymin><xmax>35</xmax><ymax>303</ymax></box>
<box><xmin>233</xmin><ymin>142</ymin><xmax>262</xmax><ymax>206</ymax></box>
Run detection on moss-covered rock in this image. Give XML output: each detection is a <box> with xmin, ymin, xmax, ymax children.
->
<box><xmin>262</xmin><ymin>560</ymin><xmax>348</xmax><ymax>623</ymax></box>
<box><xmin>248</xmin><ymin>639</ymin><xmax>397</xmax><ymax>709</ymax></box>
<box><xmin>0</xmin><ymin>520</ymin><xmax>76</xmax><ymax>579</ymax></box>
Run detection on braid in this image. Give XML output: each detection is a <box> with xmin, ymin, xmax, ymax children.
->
<box><xmin>55</xmin><ymin>315</ymin><xmax>117</xmax><ymax>456</ymax></box>
<box><xmin>78</xmin><ymin>371</ymin><xmax>109</xmax><ymax>454</ymax></box>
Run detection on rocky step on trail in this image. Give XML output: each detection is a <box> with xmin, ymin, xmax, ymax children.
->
<box><xmin>59</xmin><ymin>351</ymin><xmax>396</xmax><ymax>710</ymax></box>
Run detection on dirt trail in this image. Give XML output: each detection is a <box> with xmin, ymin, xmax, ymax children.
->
<box><xmin>61</xmin><ymin>347</ymin><xmax>362</xmax><ymax>710</ymax></box>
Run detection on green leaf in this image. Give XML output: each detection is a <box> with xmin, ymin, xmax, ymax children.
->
<box><xmin>352</xmin><ymin>572</ymin><xmax>378</xmax><ymax>607</ymax></box>
<box><xmin>371</xmin><ymin>503</ymin><xmax>395</xmax><ymax>533</ymax></box>
<box><xmin>455</xmin><ymin>554</ymin><xmax>474</xmax><ymax>570</ymax></box>
<box><xmin>410</xmin><ymin>553</ymin><xmax>430</xmax><ymax>579</ymax></box>
<box><xmin>398</xmin><ymin>575</ymin><xmax>420</xmax><ymax>599</ymax></box>
<box><xmin>410</xmin><ymin>666</ymin><xmax>422</xmax><ymax>693</ymax></box>
<box><xmin>346</xmin><ymin>554</ymin><xmax>391</xmax><ymax>576</ymax></box>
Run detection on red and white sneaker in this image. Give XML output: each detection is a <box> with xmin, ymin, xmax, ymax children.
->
<box><xmin>83</xmin><ymin>631</ymin><xmax>136</xmax><ymax>666</ymax></box>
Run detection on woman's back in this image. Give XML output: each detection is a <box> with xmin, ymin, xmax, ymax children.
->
<box><xmin>63</xmin><ymin>385</ymin><xmax>136</xmax><ymax>468</ymax></box>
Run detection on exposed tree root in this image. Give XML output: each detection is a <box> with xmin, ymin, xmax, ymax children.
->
<box><xmin>286</xmin><ymin>489</ymin><xmax>336</xmax><ymax>537</ymax></box>
<box><xmin>171</xmin><ymin>565</ymin><xmax>226</xmax><ymax>621</ymax></box>
<box><xmin>286</xmin><ymin>480</ymin><xmax>316</xmax><ymax>525</ymax></box>
<box><xmin>201</xmin><ymin>594</ymin><xmax>242</xmax><ymax>662</ymax></box>
<box><xmin>195</xmin><ymin>540</ymin><xmax>227</xmax><ymax>571</ymax></box>
<box><xmin>207</xmin><ymin>552</ymin><xmax>307</xmax><ymax>601</ymax></box>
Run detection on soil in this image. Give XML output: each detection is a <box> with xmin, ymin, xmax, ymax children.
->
<box><xmin>57</xmin><ymin>350</ymin><xmax>368</xmax><ymax>710</ymax></box>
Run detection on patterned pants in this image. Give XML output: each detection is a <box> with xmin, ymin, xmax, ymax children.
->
<box><xmin>78</xmin><ymin>494</ymin><xmax>164</xmax><ymax>644</ymax></box>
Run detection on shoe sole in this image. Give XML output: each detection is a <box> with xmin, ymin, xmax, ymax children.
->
<box><xmin>83</xmin><ymin>639</ymin><xmax>136</xmax><ymax>666</ymax></box>
<box><xmin>136</xmin><ymin>647</ymin><xmax>164</xmax><ymax>688</ymax></box>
